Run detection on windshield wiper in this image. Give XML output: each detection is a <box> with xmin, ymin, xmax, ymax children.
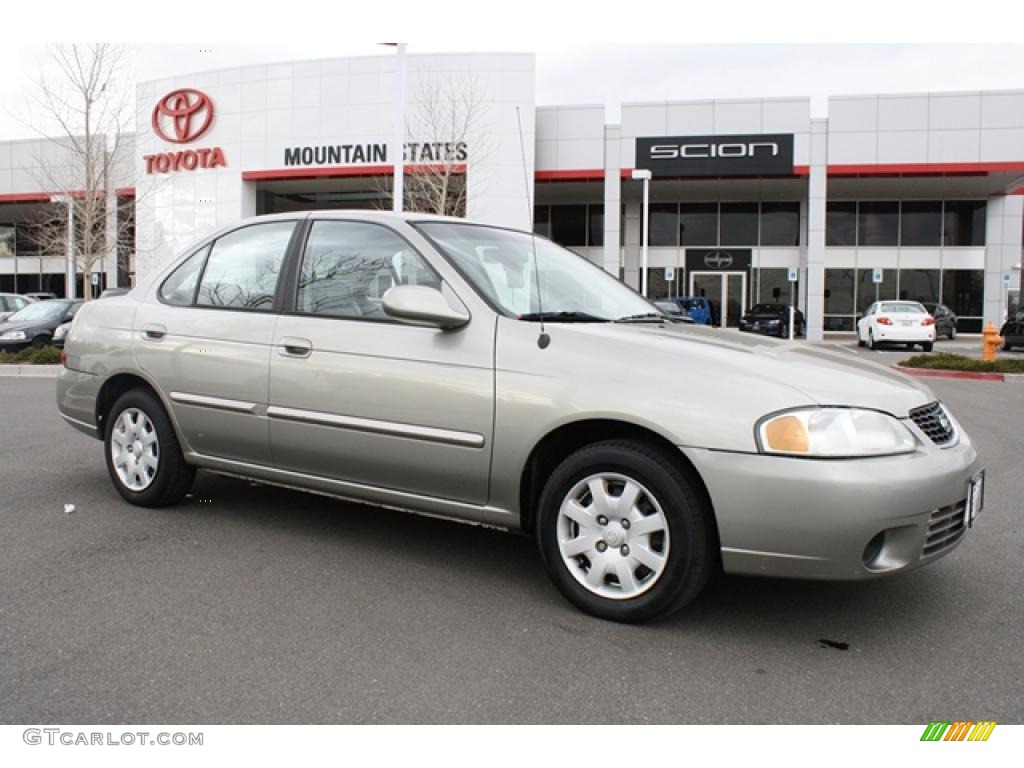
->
<box><xmin>614</xmin><ymin>313</ymin><xmax>670</xmax><ymax>324</ymax></box>
<box><xmin>517</xmin><ymin>311</ymin><xmax>608</xmax><ymax>323</ymax></box>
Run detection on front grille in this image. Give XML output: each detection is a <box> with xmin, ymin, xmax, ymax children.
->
<box><xmin>909</xmin><ymin>401</ymin><xmax>955</xmax><ymax>446</ymax></box>
<box><xmin>922</xmin><ymin>500</ymin><xmax>967</xmax><ymax>557</ymax></box>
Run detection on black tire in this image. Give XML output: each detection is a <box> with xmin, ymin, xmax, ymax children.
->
<box><xmin>1002</xmin><ymin>342</ymin><xmax>1012</xmax><ymax>352</ymax></box>
<box><xmin>31</xmin><ymin>335</ymin><xmax>49</xmax><ymax>349</ymax></box>
<box><xmin>922</xmin><ymin>342</ymin><xmax>934</xmax><ymax>352</ymax></box>
<box><xmin>949</xmin><ymin>326</ymin><xmax>956</xmax><ymax>340</ymax></box>
<box><xmin>535</xmin><ymin>439</ymin><xmax>713</xmax><ymax>623</ymax></box>
<box><xmin>104</xmin><ymin>388</ymin><xmax>195</xmax><ymax>507</ymax></box>
<box><xmin>868</xmin><ymin>330</ymin><xmax>879</xmax><ymax>350</ymax></box>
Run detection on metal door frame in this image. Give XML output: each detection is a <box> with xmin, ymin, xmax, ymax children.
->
<box><xmin>689</xmin><ymin>271</ymin><xmax>747</xmax><ymax>328</ymax></box>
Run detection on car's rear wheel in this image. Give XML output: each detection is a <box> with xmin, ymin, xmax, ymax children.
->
<box><xmin>536</xmin><ymin>440</ymin><xmax>712</xmax><ymax>623</ymax></box>
<box><xmin>104</xmin><ymin>388</ymin><xmax>195</xmax><ymax>507</ymax></box>
<box><xmin>868</xmin><ymin>329</ymin><xmax>879</xmax><ymax>350</ymax></box>
<box><xmin>922</xmin><ymin>342</ymin><xmax>934</xmax><ymax>352</ymax></box>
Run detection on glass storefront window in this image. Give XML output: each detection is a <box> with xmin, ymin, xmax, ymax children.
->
<box><xmin>0</xmin><ymin>225</ymin><xmax>14</xmax><ymax>257</ymax></box>
<box><xmin>760</xmin><ymin>203</ymin><xmax>800</xmax><ymax>246</ymax></box>
<box><xmin>898</xmin><ymin>269</ymin><xmax>941</xmax><ymax>304</ymax></box>
<box><xmin>856</xmin><ymin>267</ymin><xmax>898</xmax><ymax>313</ymax></box>
<box><xmin>679</xmin><ymin>203</ymin><xmax>718</xmax><ymax>246</ymax></box>
<box><xmin>826</xmin><ymin>202</ymin><xmax>857</xmax><ymax>246</ymax></box>
<box><xmin>587</xmin><ymin>206</ymin><xmax>604</xmax><ymax>247</ymax></box>
<box><xmin>649</xmin><ymin>203</ymin><xmax>678</xmax><ymax>246</ymax></box>
<box><xmin>942</xmin><ymin>270</ymin><xmax>984</xmax><ymax>317</ymax></box>
<box><xmin>858</xmin><ymin>201</ymin><xmax>899</xmax><ymax>246</ymax></box>
<box><xmin>757</xmin><ymin>268</ymin><xmax>797</xmax><ymax>304</ymax></box>
<box><xmin>825</xmin><ymin>268</ymin><xmax>855</xmax><ymax>315</ymax></box>
<box><xmin>550</xmin><ymin>204</ymin><xmax>587</xmax><ymax>246</ymax></box>
<box><xmin>720</xmin><ymin>203</ymin><xmax>757</xmax><ymax>246</ymax></box>
<box><xmin>900</xmin><ymin>201</ymin><xmax>942</xmax><ymax>246</ymax></box>
<box><xmin>942</xmin><ymin>201</ymin><xmax>986</xmax><ymax>246</ymax></box>
<box><xmin>533</xmin><ymin>206</ymin><xmax>551</xmax><ymax>239</ymax></box>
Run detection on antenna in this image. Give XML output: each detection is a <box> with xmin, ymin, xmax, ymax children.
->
<box><xmin>515</xmin><ymin>106</ymin><xmax>550</xmax><ymax>350</ymax></box>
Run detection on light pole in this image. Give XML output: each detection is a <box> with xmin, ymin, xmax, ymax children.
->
<box><xmin>632</xmin><ymin>168</ymin><xmax>652</xmax><ymax>297</ymax></box>
<box><xmin>50</xmin><ymin>194</ymin><xmax>75</xmax><ymax>299</ymax></box>
<box><xmin>381</xmin><ymin>43</ymin><xmax>407</xmax><ymax>213</ymax></box>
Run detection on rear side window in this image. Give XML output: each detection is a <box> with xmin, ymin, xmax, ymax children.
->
<box><xmin>159</xmin><ymin>246</ymin><xmax>209</xmax><ymax>306</ymax></box>
<box><xmin>296</xmin><ymin>220</ymin><xmax>440</xmax><ymax>320</ymax></box>
<box><xmin>196</xmin><ymin>222</ymin><xmax>296</xmax><ymax>311</ymax></box>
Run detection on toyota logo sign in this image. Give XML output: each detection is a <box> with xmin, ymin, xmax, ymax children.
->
<box><xmin>152</xmin><ymin>88</ymin><xmax>215</xmax><ymax>144</ymax></box>
<box><xmin>704</xmin><ymin>251</ymin><xmax>734</xmax><ymax>269</ymax></box>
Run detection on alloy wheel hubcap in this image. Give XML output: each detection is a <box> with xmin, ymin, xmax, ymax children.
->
<box><xmin>110</xmin><ymin>408</ymin><xmax>159</xmax><ymax>491</ymax></box>
<box><xmin>556</xmin><ymin>473</ymin><xmax>670</xmax><ymax>600</ymax></box>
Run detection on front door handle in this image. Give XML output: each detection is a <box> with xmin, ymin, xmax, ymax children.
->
<box><xmin>142</xmin><ymin>323</ymin><xmax>166</xmax><ymax>340</ymax></box>
<box><xmin>279</xmin><ymin>337</ymin><xmax>312</xmax><ymax>358</ymax></box>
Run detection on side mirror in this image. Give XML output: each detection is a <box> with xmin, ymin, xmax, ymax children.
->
<box><xmin>382</xmin><ymin>285</ymin><xmax>469</xmax><ymax>330</ymax></box>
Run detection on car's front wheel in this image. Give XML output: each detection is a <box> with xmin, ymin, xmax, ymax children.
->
<box><xmin>949</xmin><ymin>326</ymin><xmax>957</xmax><ymax>340</ymax></box>
<box><xmin>536</xmin><ymin>440</ymin><xmax>713</xmax><ymax>623</ymax></box>
<box><xmin>104</xmin><ymin>388</ymin><xmax>195</xmax><ymax>507</ymax></box>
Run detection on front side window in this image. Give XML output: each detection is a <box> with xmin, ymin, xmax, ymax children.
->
<box><xmin>197</xmin><ymin>222</ymin><xmax>295</xmax><ymax>310</ymax></box>
<box><xmin>297</xmin><ymin>220</ymin><xmax>440</xmax><ymax>320</ymax></box>
<box><xmin>415</xmin><ymin>222</ymin><xmax>655</xmax><ymax>321</ymax></box>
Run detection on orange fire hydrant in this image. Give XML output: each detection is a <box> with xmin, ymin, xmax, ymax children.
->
<box><xmin>982</xmin><ymin>323</ymin><xmax>1004</xmax><ymax>362</ymax></box>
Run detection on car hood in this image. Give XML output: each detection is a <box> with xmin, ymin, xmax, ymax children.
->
<box><xmin>564</xmin><ymin>321</ymin><xmax>935</xmax><ymax>416</ymax></box>
<box><xmin>743</xmin><ymin>312</ymin><xmax>786</xmax><ymax>321</ymax></box>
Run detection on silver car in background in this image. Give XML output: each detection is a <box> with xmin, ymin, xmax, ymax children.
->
<box><xmin>57</xmin><ymin>212</ymin><xmax>984</xmax><ymax>622</ymax></box>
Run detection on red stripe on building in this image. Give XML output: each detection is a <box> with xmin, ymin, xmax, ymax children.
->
<box><xmin>534</xmin><ymin>169</ymin><xmax>606</xmax><ymax>182</ymax></box>
<box><xmin>828</xmin><ymin>161</ymin><xmax>1024</xmax><ymax>176</ymax></box>
<box><xmin>0</xmin><ymin>188</ymin><xmax>135</xmax><ymax>204</ymax></box>
<box><xmin>242</xmin><ymin>164</ymin><xmax>466</xmax><ymax>182</ymax></box>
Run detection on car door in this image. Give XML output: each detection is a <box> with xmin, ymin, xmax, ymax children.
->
<box><xmin>267</xmin><ymin>218</ymin><xmax>494</xmax><ymax>505</ymax></box>
<box><xmin>135</xmin><ymin>219</ymin><xmax>299</xmax><ymax>465</ymax></box>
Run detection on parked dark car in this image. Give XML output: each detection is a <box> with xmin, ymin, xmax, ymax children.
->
<box><xmin>665</xmin><ymin>296</ymin><xmax>715</xmax><ymax>325</ymax></box>
<box><xmin>739</xmin><ymin>303</ymin><xmax>805</xmax><ymax>338</ymax></box>
<box><xmin>1001</xmin><ymin>309</ymin><xmax>1024</xmax><ymax>351</ymax></box>
<box><xmin>0</xmin><ymin>299</ymin><xmax>83</xmax><ymax>352</ymax></box>
<box><xmin>923</xmin><ymin>302</ymin><xmax>958</xmax><ymax>339</ymax></box>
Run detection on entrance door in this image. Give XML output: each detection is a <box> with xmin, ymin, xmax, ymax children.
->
<box><xmin>689</xmin><ymin>271</ymin><xmax>747</xmax><ymax>328</ymax></box>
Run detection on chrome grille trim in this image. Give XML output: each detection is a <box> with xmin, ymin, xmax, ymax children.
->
<box><xmin>909</xmin><ymin>401</ymin><xmax>956</xmax><ymax>446</ymax></box>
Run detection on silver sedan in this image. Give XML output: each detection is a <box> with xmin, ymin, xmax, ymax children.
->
<box><xmin>57</xmin><ymin>212</ymin><xmax>984</xmax><ymax>622</ymax></box>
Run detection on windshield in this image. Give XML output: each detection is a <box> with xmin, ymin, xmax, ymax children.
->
<box><xmin>879</xmin><ymin>302</ymin><xmax>926</xmax><ymax>314</ymax></box>
<box><xmin>680</xmin><ymin>298</ymin><xmax>704</xmax><ymax>310</ymax></box>
<box><xmin>6</xmin><ymin>300</ymin><xmax>69</xmax><ymax>324</ymax></box>
<box><xmin>414</xmin><ymin>222</ymin><xmax>655</xmax><ymax>321</ymax></box>
<box><xmin>749</xmin><ymin>304</ymin><xmax>786</xmax><ymax>314</ymax></box>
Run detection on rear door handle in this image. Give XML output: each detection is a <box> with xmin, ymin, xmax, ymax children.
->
<box><xmin>279</xmin><ymin>337</ymin><xmax>312</xmax><ymax>358</ymax></box>
<box><xmin>142</xmin><ymin>323</ymin><xmax>166</xmax><ymax>340</ymax></box>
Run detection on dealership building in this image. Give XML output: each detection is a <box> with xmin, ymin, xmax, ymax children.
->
<box><xmin>0</xmin><ymin>51</ymin><xmax>1022</xmax><ymax>338</ymax></box>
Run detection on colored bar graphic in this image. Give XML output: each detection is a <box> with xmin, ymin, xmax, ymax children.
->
<box><xmin>921</xmin><ymin>722</ymin><xmax>950</xmax><ymax>741</ymax></box>
<box><xmin>968</xmin><ymin>722</ymin><xmax>997</xmax><ymax>741</ymax></box>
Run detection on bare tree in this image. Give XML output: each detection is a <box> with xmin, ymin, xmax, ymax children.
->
<box><xmin>23</xmin><ymin>44</ymin><xmax>135</xmax><ymax>299</ymax></box>
<box><xmin>378</xmin><ymin>73</ymin><xmax>491</xmax><ymax>216</ymax></box>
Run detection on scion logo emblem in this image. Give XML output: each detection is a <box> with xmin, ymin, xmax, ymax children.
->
<box><xmin>151</xmin><ymin>89</ymin><xmax>215</xmax><ymax>144</ymax></box>
<box><xmin>704</xmin><ymin>251</ymin><xmax>734</xmax><ymax>269</ymax></box>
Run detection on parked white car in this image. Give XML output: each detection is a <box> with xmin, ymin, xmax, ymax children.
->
<box><xmin>857</xmin><ymin>301</ymin><xmax>936</xmax><ymax>351</ymax></box>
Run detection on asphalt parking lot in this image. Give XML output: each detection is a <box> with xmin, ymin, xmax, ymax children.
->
<box><xmin>1</xmin><ymin>370</ymin><xmax>1022</xmax><ymax>724</ymax></box>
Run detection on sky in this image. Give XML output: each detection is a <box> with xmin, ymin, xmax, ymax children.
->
<box><xmin>1</xmin><ymin>2</ymin><xmax>1023</xmax><ymax>140</ymax></box>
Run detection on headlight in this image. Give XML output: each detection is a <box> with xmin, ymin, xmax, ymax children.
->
<box><xmin>757</xmin><ymin>408</ymin><xmax>916</xmax><ymax>458</ymax></box>
<box><xmin>0</xmin><ymin>331</ymin><xmax>26</xmax><ymax>341</ymax></box>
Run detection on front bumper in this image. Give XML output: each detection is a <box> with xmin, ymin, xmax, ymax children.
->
<box><xmin>682</xmin><ymin>428</ymin><xmax>980</xmax><ymax>580</ymax></box>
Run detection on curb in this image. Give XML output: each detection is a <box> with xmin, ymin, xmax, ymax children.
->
<box><xmin>892</xmin><ymin>365</ymin><xmax>1005</xmax><ymax>382</ymax></box>
<box><xmin>0</xmin><ymin>365</ymin><xmax>61</xmax><ymax>378</ymax></box>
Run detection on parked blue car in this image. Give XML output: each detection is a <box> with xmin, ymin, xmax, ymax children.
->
<box><xmin>663</xmin><ymin>296</ymin><xmax>715</xmax><ymax>325</ymax></box>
